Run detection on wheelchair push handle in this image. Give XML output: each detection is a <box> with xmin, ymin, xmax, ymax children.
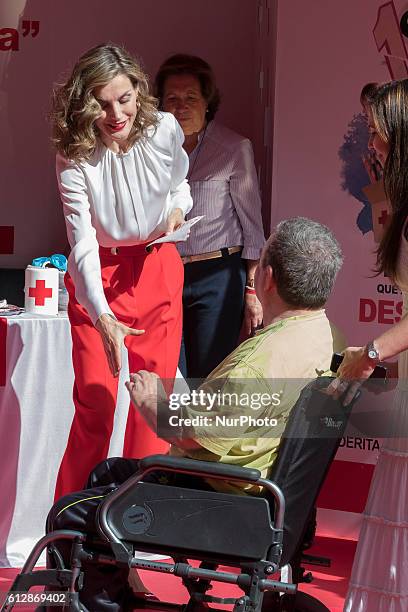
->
<box><xmin>139</xmin><ymin>454</ymin><xmax>262</xmax><ymax>483</ymax></box>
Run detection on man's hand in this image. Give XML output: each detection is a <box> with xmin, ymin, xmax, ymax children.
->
<box><xmin>242</xmin><ymin>293</ymin><xmax>263</xmax><ymax>338</ymax></box>
<box><xmin>95</xmin><ymin>314</ymin><xmax>144</xmax><ymax>378</ymax></box>
<box><xmin>165</xmin><ymin>208</ymin><xmax>184</xmax><ymax>234</ymax></box>
<box><xmin>126</xmin><ymin>370</ymin><xmax>167</xmax><ymax>410</ymax></box>
<box><xmin>126</xmin><ymin>370</ymin><xmax>168</xmax><ymax>433</ymax></box>
<box><xmin>127</xmin><ymin>371</ymin><xmax>203</xmax><ymax>451</ymax></box>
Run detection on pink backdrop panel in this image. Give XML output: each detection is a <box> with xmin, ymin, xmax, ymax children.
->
<box><xmin>0</xmin><ymin>0</ymin><xmax>259</xmax><ymax>269</ymax></box>
<box><xmin>271</xmin><ymin>0</ymin><xmax>408</xmax><ymax>538</ymax></box>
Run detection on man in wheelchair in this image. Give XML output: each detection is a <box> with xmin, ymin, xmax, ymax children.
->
<box><xmin>46</xmin><ymin>217</ymin><xmax>344</xmax><ymax>611</ymax></box>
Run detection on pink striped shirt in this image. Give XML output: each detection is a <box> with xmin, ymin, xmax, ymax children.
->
<box><xmin>178</xmin><ymin>120</ymin><xmax>265</xmax><ymax>259</ymax></box>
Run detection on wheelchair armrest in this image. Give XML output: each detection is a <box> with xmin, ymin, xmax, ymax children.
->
<box><xmin>96</xmin><ymin>457</ymin><xmax>273</xmax><ymax>550</ymax></box>
<box><xmin>139</xmin><ymin>454</ymin><xmax>262</xmax><ymax>484</ymax></box>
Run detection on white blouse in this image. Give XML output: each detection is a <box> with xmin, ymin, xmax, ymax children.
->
<box><xmin>56</xmin><ymin>112</ymin><xmax>192</xmax><ymax>324</ymax></box>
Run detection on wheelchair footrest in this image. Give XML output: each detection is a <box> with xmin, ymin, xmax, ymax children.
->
<box><xmin>193</xmin><ymin>593</ymin><xmax>238</xmax><ymax>605</ymax></box>
<box><xmin>301</xmin><ymin>553</ymin><xmax>331</xmax><ymax>568</ymax></box>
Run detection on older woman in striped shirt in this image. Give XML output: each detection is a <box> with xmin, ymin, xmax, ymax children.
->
<box><xmin>155</xmin><ymin>54</ymin><xmax>265</xmax><ymax>380</ymax></box>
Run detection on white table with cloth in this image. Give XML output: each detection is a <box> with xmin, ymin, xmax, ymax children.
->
<box><xmin>0</xmin><ymin>312</ymin><xmax>131</xmax><ymax>567</ymax></box>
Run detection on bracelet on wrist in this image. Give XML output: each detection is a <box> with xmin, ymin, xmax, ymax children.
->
<box><xmin>245</xmin><ymin>286</ymin><xmax>256</xmax><ymax>295</ymax></box>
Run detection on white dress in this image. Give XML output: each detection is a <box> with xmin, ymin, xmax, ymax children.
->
<box><xmin>345</xmin><ymin>235</ymin><xmax>408</xmax><ymax>611</ymax></box>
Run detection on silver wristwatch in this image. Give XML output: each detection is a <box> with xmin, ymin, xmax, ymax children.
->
<box><xmin>366</xmin><ymin>341</ymin><xmax>380</xmax><ymax>363</ymax></box>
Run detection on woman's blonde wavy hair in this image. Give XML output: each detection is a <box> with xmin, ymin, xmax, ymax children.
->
<box><xmin>52</xmin><ymin>44</ymin><xmax>159</xmax><ymax>162</ymax></box>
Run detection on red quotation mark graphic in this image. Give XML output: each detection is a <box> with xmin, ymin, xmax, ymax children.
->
<box><xmin>21</xmin><ymin>20</ymin><xmax>39</xmax><ymax>38</ymax></box>
<box><xmin>0</xmin><ymin>20</ymin><xmax>40</xmax><ymax>52</ymax></box>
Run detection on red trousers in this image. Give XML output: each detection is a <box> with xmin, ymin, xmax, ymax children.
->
<box><xmin>55</xmin><ymin>243</ymin><xmax>183</xmax><ymax>499</ymax></box>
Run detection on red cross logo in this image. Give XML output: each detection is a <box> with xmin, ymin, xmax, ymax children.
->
<box><xmin>378</xmin><ymin>209</ymin><xmax>389</xmax><ymax>227</ymax></box>
<box><xmin>28</xmin><ymin>279</ymin><xmax>53</xmax><ymax>305</ymax></box>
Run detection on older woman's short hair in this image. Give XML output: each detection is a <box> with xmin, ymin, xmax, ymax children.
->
<box><xmin>154</xmin><ymin>54</ymin><xmax>220</xmax><ymax>121</ymax></box>
<box><xmin>52</xmin><ymin>44</ymin><xmax>158</xmax><ymax>162</ymax></box>
<box><xmin>263</xmin><ymin>217</ymin><xmax>343</xmax><ymax>309</ymax></box>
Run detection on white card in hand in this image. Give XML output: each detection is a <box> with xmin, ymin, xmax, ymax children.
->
<box><xmin>146</xmin><ymin>216</ymin><xmax>204</xmax><ymax>248</ymax></box>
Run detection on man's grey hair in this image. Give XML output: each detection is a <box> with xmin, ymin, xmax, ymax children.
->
<box><xmin>263</xmin><ymin>217</ymin><xmax>343</xmax><ymax>309</ymax></box>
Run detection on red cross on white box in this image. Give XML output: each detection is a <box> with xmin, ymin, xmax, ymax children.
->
<box><xmin>28</xmin><ymin>279</ymin><xmax>53</xmax><ymax>306</ymax></box>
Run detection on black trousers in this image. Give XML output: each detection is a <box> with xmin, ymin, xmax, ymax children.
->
<box><xmin>179</xmin><ymin>251</ymin><xmax>246</xmax><ymax>380</ymax></box>
<box><xmin>46</xmin><ymin>458</ymin><xmax>213</xmax><ymax>612</ymax></box>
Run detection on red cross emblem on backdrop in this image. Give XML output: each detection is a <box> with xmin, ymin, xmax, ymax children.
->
<box><xmin>28</xmin><ymin>279</ymin><xmax>53</xmax><ymax>305</ymax></box>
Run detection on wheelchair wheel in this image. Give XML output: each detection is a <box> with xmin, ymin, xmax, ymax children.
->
<box><xmin>279</xmin><ymin>591</ymin><xmax>330</xmax><ymax>612</ymax></box>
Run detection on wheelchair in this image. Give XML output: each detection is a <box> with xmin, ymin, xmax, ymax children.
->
<box><xmin>1</xmin><ymin>376</ymin><xmax>358</xmax><ymax>612</ymax></box>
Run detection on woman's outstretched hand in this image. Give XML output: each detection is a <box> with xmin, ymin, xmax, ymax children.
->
<box><xmin>165</xmin><ymin>207</ymin><xmax>184</xmax><ymax>234</ymax></box>
<box><xmin>95</xmin><ymin>314</ymin><xmax>145</xmax><ymax>377</ymax></box>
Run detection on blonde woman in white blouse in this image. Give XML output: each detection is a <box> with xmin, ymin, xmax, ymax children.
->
<box><xmin>52</xmin><ymin>44</ymin><xmax>192</xmax><ymax>499</ymax></box>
